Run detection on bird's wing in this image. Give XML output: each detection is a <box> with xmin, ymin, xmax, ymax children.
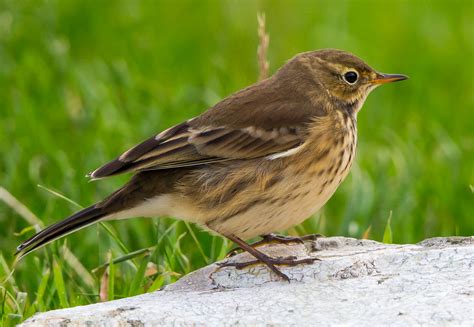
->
<box><xmin>89</xmin><ymin>78</ymin><xmax>324</xmax><ymax>179</ymax></box>
<box><xmin>88</xmin><ymin>120</ymin><xmax>306</xmax><ymax>178</ymax></box>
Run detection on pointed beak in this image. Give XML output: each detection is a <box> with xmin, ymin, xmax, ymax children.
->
<box><xmin>371</xmin><ymin>73</ymin><xmax>408</xmax><ymax>85</ymax></box>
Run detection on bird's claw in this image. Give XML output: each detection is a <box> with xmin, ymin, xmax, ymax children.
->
<box><xmin>217</xmin><ymin>255</ymin><xmax>321</xmax><ymax>281</ymax></box>
<box><xmin>225</xmin><ymin>233</ymin><xmax>324</xmax><ymax>257</ymax></box>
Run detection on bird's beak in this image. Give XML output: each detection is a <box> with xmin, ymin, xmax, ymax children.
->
<box><xmin>371</xmin><ymin>73</ymin><xmax>408</xmax><ymax>85</ymax></box>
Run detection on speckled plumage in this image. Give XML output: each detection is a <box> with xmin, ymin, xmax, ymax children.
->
<box><xmin>172</xmin><ymin>109</ymin><xmax>357</xmax><ymax>240</ymax></box>
<box><xmin>17</xmin><ymin>49</ymin><xmax>407</xmax><ymax>279</ymax></box>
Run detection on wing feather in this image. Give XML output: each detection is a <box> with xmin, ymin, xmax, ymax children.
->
<box><xmin>89</xmin><ymin>122</ymin><xmax>305</xmax><ymax>179</ymax></box>
<box><xmin>89</xmin><ymin>76</ymin><xmax>325</xmax><ymax>179</ymax></box>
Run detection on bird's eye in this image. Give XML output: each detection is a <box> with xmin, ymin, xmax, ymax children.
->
<box><xmin>343</xmin><ymin>71</ymin><xmax>358</xmax><ymax>84</ymax></box>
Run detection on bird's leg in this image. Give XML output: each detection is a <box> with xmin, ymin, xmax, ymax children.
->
<box><xmin>218</xmin><ymin>233</ymin><xmax>320</xmax><ymax>282</ymax></box>
<box><xmin>226</xmin><ymin>233</ymin><xmax>324</xmax><ymax>257</ymax></box>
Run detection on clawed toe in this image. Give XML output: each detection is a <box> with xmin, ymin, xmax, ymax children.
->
<box><xmin>219</xmin><ymin>233</ymin><xmax>321</xmax><ymax>282</ymax></box>
<box><xmin>218</xmin><ymin>255</ymin><xmax>320</xmax><ymax>275</ymax></box>
<box><xmin>217</xmin><ymin>259</ymin><xmax>260</xmax><ymax>270</ymax></box>
<box><xmin>258</xmin><ymin>233</ymin><xmax>325</xmax><ymax>246</ymax></box>
<box><xmin>298</xmin><ymin>233</ymin><xmax>325</xmax><ymax>241</ymax></box>
<box><xmin>268</xmin><ymin>256</ymin><xmax>320</xmax><ymax>266</ymax></box>
<box><xmin>224</xmin><ymin>233</ymin><xmax>324</xmax><ymax>258</ymax></box>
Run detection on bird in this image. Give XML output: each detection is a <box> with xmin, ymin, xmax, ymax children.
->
<box><xmin>16</xmin><ymin>49</ymin><xmax>407</xmax><ymax>281</ymax></box>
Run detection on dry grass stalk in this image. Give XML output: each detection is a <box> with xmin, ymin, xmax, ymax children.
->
<box><xmin>99</xmin><ymin>269</ymin><xmax>109</xmax><ymax>302</ymax></box>
<box><xmin>257</xmin><ymin>13</ymin><xmax>269</xmax><ymax>81</ymax></box>
<box><xmin>0</xmin><ymin>186</ymin><xmax>43</xmax><ymax>230</ymax></box>
<box><xmin>62</xmin><ymin>246</ymin><xmax>95</xmax><ymax>288</ymax></box>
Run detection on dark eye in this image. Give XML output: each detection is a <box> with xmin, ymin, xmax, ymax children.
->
<box><xmin>343</xmin><ymin>71</ymin><xmax>358</xmax><ymax>84</ymax></box>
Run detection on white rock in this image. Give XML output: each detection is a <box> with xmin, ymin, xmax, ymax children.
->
<box><xmin>21</xmin><ymin>236</ymin><xmax>474</xmax><ymax>326</ymax></box>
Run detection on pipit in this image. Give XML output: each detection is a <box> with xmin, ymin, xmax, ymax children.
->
<box><xmin>16</xmin><ymin>49</ymin><xmax>407</xmax><ymax>280</ymax></box>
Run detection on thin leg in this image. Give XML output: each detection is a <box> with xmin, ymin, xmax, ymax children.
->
<box><xmin>219</xmin><ymin>233</ymin><xmax>320</xmax><ymax>281</ymax></box>
<box><xmin>226</xmin><ymin>233</ymin><xmax>324</xmax><ymax>257</ymax></box>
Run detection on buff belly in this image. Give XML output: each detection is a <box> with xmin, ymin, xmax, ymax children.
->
<box><xmin>204</xmin><ymin>145</ymin><xmax>354</xmax><ymax>239</ymax></box>
<box><xmin>208</xmin><ymin>176</ymin><xmax>336</xmax><ymax>239</ymax></box>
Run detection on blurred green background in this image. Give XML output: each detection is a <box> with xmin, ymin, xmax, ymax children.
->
<box><xmin>0</xmin><ymin>0</ymin><xmax>472</xmax><ymax>322</ymax></box>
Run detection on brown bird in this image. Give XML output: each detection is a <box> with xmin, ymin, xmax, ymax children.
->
<box><xmin>16</xmin><ymin>49</ymin><xmax>407</xmax><ymax>280</ymax></box>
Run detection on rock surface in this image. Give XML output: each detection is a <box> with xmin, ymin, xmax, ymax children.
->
<box><xmin>21</xmin><ymin>236</ymin><xmax>474</xmax><ymax>326</ymax></box>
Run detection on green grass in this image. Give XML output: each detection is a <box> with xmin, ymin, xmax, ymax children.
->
<box><xmin>0</xmin><ymin>0</ymin><xmax>473</xmax><ymax>323</ymax></box>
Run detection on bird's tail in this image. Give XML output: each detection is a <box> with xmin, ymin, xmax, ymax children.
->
<box><xmin>15</xmin><ymin>205</ymin><xmax>107</xmax><ymax>260</ymax></box>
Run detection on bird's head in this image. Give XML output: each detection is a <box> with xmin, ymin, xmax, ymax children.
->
<box><xmin>279</xmin><ymin>49</ymin><xmax>408</xmax><ymax>114</ymax></box>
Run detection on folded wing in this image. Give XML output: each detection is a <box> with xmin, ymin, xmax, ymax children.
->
<box><xmin>89</xmin><ymin>77</ymin><xmax>324</xmax><ymax>179</ymax></box>
<box><xmin>88</xmin><ymin>121</ymin><xmax>305</xmax><ymax>178</ymax></box>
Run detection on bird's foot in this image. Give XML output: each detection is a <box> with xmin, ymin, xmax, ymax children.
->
<box><xmin>259</xmin><ymin>233</ymin><xmax>325</xmax><ymax>245</ymax></box>
<box><xmin>218</xmin><ymin>255</ymin><xmax>320</xmax><ymax>282</ymax></box>
<box><xmin>226</xmin><ymin>233</ymin><xmax>324</xmax><ymax>257</ymax></box>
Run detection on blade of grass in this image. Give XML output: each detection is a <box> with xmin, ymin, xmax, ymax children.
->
<box><xmin>61</xmin><ymin>265</ymin><xmax>96</xmax><ymax>305</ymax></box>
<box><xmin>35</xmin><ymin>268</ymin><xmax>50</xmax><ymax>312</ymax></box>
<box><xmin>92</xmin><ymin>247</ymin><xmax>152</xmax><ymax>276</ymax></box>
<box><xmin>163</xmin><ymin>232</ymin><xmax>189</xmax><ymax>273</ymax></box>
<box><xmin>37</xmin><ymin>184</ymin><xmax>82</xmax><ymax>209</ymax></box>
<box><xmin>52</xmin><ymin>257</ymin><xmax>69</xmax><ymax>308</ymax></box>
<box><xmin>0</xmin><ymin>186</ymin><xmax>43</xmax><ymax>228</ymax></box>
<box><xmin>15</xmin><ymin>292</ymin><xmax>27</xmax><ymax>317</ymax></box>
<box><xmin>147</xmin><ymin>274</ymin><xmax>164</xmax><ymax>293</ymax></box>
<box><xmin>0</xmin><ymin>255</ymin><xmax>18</xmax><ymax>292</ymax></box>
<box><xmin>61</xmin><ymin>246</ymin><xmax>95</xmax><ymax>289</ymax></box>
<box><xmin>0</xmin><ymin>288</ymin><xmax>21</xmax><ymax>318</ymax></box>
<box><xmin>383</xmin><ymin>211</ymin><xmax>393</xmax><ymax>244</ymax></box>
<box><xmin>128</xmin><ymin>254</ymin><xmax>150</xmax><ymax>296</ymax></box>
<box><xmin>98</xmin><ymin>222</ymin><xmax>131</xmax><ymax>255</ymax></box>
<box><xmin>107</xmin><ymin>252</ymin><xmax>115</xmax><ymax>301</ymax></box>
<box><xmin>183</xmin><ymin>222</ymin><xmax>209</xmax><ymax>263</ymax></box>
<box><xmin>1</xmin><ymin>287</ymin><xmax>6</xmax><ymax>318</ymax></box>
<box><xmin>216</xmin><ymin>238</ymin><xmax>230</xmax><ymax>259</ymax></box>
<box><xmin>6</xmin><ymin>314</ymin><xmax>22</xmax><ymax>326</ymax></box>
<box><xmin>146</xmin><ymin>270</ymin><xmax>180</xmax><ymax>293</ymax></box>
<box><xmin>13</xmin><ymin>226</ymin><xmax>37</xmax><ymax>237</ymax></box>
<box><xmin>362</xmin><ymin>225</ymin><xmax>372</xmax><ymax>239</ymax></box>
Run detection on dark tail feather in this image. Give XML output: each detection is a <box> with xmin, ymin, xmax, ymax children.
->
<box><xmin>15</xmin><ymin>205</ymin><xmax>106</xmax><ymax>259</ymax></box>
